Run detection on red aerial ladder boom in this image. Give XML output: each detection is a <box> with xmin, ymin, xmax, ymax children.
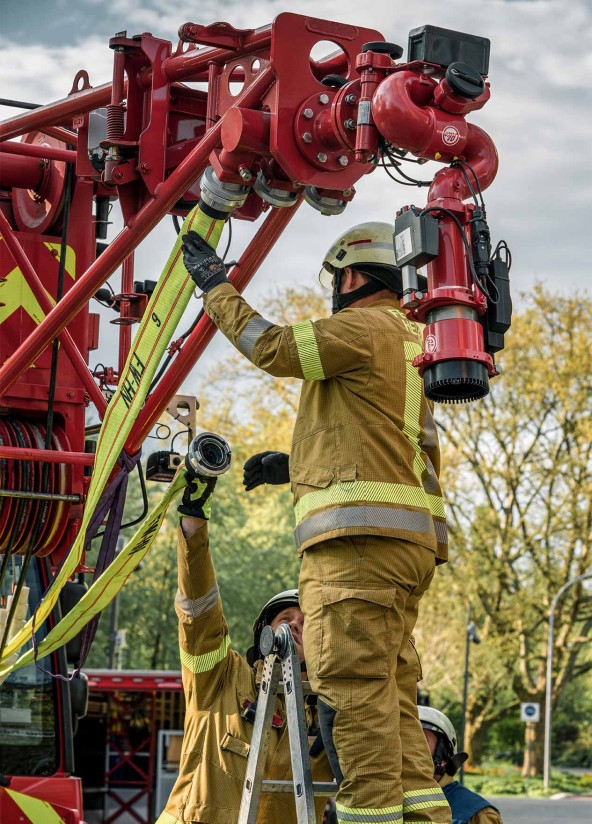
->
<box><xmin>0</xmin><ymin>13</ymin><xmax>511</xmax><ymax>821</ymax></box>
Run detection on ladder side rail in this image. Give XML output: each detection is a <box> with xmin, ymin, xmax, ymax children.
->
<box><xmin>238</xmin><ymin>653</ymin><xmax>282</xmax><ymax>824</ymax></box>
<box><xmin>279</xmin><ymin>627</ymin><xmax>317</xmax><ymax>824</ymax></box>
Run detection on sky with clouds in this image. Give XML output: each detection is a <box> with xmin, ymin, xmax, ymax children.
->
<box><xmin>1</xmin><ymin>0</ymin><xmax>590</xmax><ymax>399</ymax></box>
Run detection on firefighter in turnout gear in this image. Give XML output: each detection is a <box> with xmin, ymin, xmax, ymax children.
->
<box><xmin>419</xmin><ymin>708</ymin><xmax>503</xmax><ymax>824</ymax></box>
<box><xmin>157</xmin><ymin>472</ymin><xmax>332</xmax><ymax>824</ymax></box>
<box><xmin>182</xmin><ymin>221</ymin><xmax>450</xmax><ymax>824</ymax></box>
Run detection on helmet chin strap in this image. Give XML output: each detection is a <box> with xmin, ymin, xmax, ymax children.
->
<box><xmin>331</xmin><ymin>269</ymin><xmax>384</xmax><ymax>314</ymax></box>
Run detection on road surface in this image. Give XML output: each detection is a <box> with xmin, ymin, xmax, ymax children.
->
<box><xmin>492</xmin><ymin>795</ymin><xmax>592</xmax><ymax>823</ymax></box>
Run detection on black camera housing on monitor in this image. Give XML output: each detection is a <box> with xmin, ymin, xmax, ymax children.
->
<box><xmin>407</xmin><ymin>25</ymin><xmax>490</xmax><ymax>76</ymax></box>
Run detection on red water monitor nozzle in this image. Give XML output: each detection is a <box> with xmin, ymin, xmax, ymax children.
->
<box><xmin>375</xmin><ymin>24</ymin><xmax>512</xmax><ymax>403</ymax></box>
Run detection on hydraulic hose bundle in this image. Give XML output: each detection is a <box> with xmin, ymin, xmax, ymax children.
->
<box><xmin>0</xmin><ymin>418</ymin><xmax>70</xmax><ymax>556</ymax></box>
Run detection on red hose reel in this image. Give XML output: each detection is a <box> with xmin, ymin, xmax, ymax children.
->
<box><xmin>0</xmin><ymin>417</ymin><xmax>71</xmax><ymax>557</ymax></box>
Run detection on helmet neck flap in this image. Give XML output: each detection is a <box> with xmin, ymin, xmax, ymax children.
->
<box><xmin>331</xmin><ymin>267</ymin><xmax>384</xmax><ymax>313</ymax></box>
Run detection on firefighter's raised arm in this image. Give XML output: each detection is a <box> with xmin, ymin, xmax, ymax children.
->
<box><xmin>175</xmin><ymin>472</ymin><xmax>231</xmax><ymax>709</ymax></box>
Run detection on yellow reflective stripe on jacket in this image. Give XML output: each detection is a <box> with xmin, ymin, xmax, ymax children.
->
<box><xmin>335</xmin><ymin>800</ymin><xmax>403</xmax><ymax>822</ymax></box>
<box><xmin>293</xmin><ymin>480</ymin><xmax>446</xmax><ymax>524</ymax></box>
<box><xmin>292</xmin><ymin>320</ymin><xmax>325</xmax><ymax>380</ymax></box>
<box><xmin>3</xmin><ymin>788</ymin><xmax>65</xmax><ymax>824</ymax></box>
<box><xmin>180</xmin><ymin>634</ymin><xmax>231</xmax><ymax>674</ymax></box>
<box><xmin>403</xmin><ymin>340</ymin><xmax>427</xmax><ymax>482</ymax></box>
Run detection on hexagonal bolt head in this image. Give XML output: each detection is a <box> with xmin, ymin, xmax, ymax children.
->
<box><xmin>344</xmin><ymin>94</ymin><xmax>358</xmax><ymax>105</ymax></box>
<box><xmin>318</xmin><ymin>93</ymin><xmax>330</xmax><ymax>105</ymax></box>
<box><xmin>302</xmin><ymin>132</ymin><xmax>313</xmax><ymax>144</ymax></box>
<box><xmin>303</xmin><ymin>108</ymin><xmax>314</xmax><ymax>119</ymax></box>
<box><xmin>239</xmin><ymin>168</ymin><xmax>253</xmax><ymax>182</ymax></box>
<box><xmin>343</xmin><ymin>119</ymin><xmax>356</xmax><ymax>131</ymax></box>
<box><xmin>338</xmin><ymin>156</ymin><xmax>349</xmax><ymax>166</ymax></box>
<box><xmin>317</xmin><ymin>152</ymin><xmax>328</xmax><ymax>163</ymax></box>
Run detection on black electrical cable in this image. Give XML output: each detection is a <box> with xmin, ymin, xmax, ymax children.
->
<box><xmin>379</xmin><ymin>139</ymin><xmax>432</xmax><ymax>187</ymax></box>
<box><xmin>172</xmin><ymin>214</ymin><xmax>181</xmax><ymax>235</ymax></box>
<box><xmin>171</xmin><ymin>427</ymin><xmax>191</xmax><ymax>453</ymax></box>
<box><xmin>451</xmin><ymin>161</ymin><xmax>481</xmax><ymax>210</ymax></box>
<box><xmin>491</xmin><ymin>239</ymin><xmax>512</xmax><ymax>271</ymax></box>
<box><xmin>452</xmin><ymin>159</ymin><xmax>485</xmax><ymax>209</ymax></box>
<box><xmin>221</xmin><ymin>217</ymin><xmax>232</xmax><ymax>262</ymax></box>
<box><xmin>0</xmin><ymin>97</ymin><xmax>41</xmax><ymax>110</ymax></box>
<box><xmin>420</xmin><ymin>205</ymin><xmax>499</xmax><ymax>303</ymax></box>
<box><xmin>380</xmin><ymin>153</ymin><xmax>426</xmax><ymax>187</ymax></box>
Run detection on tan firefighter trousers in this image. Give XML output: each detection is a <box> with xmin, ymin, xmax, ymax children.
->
<box><xmin>299</xmin><ymin>535</ymin><xmax>451</xmax><ymax>824</ymax></box>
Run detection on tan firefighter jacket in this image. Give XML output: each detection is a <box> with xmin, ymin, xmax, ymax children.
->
<box><xmin>157</xmin><ymin>525</ymin><xmax>332</xmax><ymax>824</ymax></box>
<box><xmin>204</xmin><ymin>284</ymin><xmax>448</xmax><ymax>562</ymax></box>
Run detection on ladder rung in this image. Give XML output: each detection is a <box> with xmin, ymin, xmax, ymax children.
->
<box><xmin>262</xmin><ymin>780</ymin><xmax>338</xmax><ymax>796</ymax></box>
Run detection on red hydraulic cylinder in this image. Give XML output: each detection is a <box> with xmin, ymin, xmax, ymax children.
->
<box><xmin>0</xmin><ymin>151</ymin><xmax>44</xmax><ymax>190</ymax></box>
<box><xmin>0</xmin><ymin>68</ymin><xmax>274</xmax><ymax>398</ymax></box>
<box><xmin>0</xmin><ymin>445</ymin><xmax>94</xmax><ymax>465</ymax></box>
<box><xmin>0</xmin><ymin>210</ymin><xmax>107</xmax><ymax>415</ymax></box>
<box><xmin>0</xmin><ymin>140</ymin><xmax>77</xmax><ymax>165</ymax></box>
<box><xmin>117</xmin><ymin>254</ymin><xmax>135</xmax><ymax>377</ymax></box>
<box><xmin>127</xmin><ymin>197</ymin><xmax>302</xmax><ymax>452</ymax></box>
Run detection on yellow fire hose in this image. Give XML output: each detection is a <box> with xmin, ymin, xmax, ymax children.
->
<box><xmin>0</xmin><ymin>205</ymin><xmax>224</xmax><ymax>679</ymax></box>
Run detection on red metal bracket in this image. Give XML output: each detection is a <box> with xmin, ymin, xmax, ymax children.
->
<box><xmin>178</xmin><ymin>21</ymin><xmax>255</xmax><ymax>49</ymax></box>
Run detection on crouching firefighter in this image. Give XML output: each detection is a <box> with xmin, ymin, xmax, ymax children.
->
<box><xmin>419</xmin><ymin>707</ymin><xmax>503</xmax><ymax>824</ymax></box>
<box><xmin>157</xmin><ymin>459</ymin><xmax>332</xmax><ymax>824</ymax></box>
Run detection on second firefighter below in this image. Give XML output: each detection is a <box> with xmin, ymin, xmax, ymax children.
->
<box><xmin>158</xmin><ymin>471</ymin><xmax>333</xmax><ymax>824</ymax></box>
<box><xmin>182</xmin><ymin>221</ymin><xmax>451</xmax><ymax>824</ymax></box>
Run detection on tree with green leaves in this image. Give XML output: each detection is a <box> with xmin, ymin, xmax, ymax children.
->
<box><xmin>433</xmin><ymin>286</ymin><xmax>592</xmax><ymax>775</ymax></box>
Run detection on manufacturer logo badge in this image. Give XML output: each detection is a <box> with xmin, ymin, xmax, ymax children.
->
<box><xmin>425</xmin><ymin>334</ymin><xmax>437</xmax><ymax>353</ymax></box>
<box><xmin>442</xmin><ymin>125</ymin><xmax>461</xmax><ymax>146</ymax></box>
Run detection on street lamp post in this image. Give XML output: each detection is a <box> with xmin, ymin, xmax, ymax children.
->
<box><xmin>459</xmin><ymin>605</ymin><xmax>481</xmax><ymax>785</ymax></box>
<box><xmin>543</xmin><ymin>572</ymin><xmax>592</xmax><ymax>791</ymax></box>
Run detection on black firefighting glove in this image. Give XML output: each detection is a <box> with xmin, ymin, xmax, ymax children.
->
<box><xmin>182</xmin><ymin>231</ymin><xmax>228</xmax><ymax>293</ymax></box>
<box><xmin>178</xmin><ymin>472</ymin><xmax>217</xmax><ymax>519</ymax></box>
<box><xmin>243</xmin><ymin>452</ymin><xmax>290</xmax><ymax>491</ymax></box>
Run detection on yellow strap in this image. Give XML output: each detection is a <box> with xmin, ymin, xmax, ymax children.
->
<box><xmin>0</xmin><ymin>472</ymin><xmax>186</xmax><ymax>676</ymax></box>
<box><xmin>2</xmin><ymin>787</ymin><xmax>65</xmax><ymax>824</ymax></box>
<box><xmin>292</xmin><ymin>320</ymin><xmax>325</xmax><ymax>380</ymax></box>
<box><xmin>0</xmin><ymin>205</ymin><xmax>224</xmax><ymax>672</ymax></box>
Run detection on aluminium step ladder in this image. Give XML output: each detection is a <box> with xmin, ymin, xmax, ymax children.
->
<box><xmin>238</xmin><ymin>623</ymin><xmax>338</xmax><ymax>824</ymax></box>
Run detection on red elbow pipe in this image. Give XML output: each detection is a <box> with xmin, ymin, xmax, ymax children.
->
<box><xmin>429</xmin><ymin>123</ymin><xmax>498</xmax><ymax>202</ymax></box>
<box><xmin>372</xmin><ymin>71</ymin><xmax>498</xmax><ymax>198</ymax></box>
<box><xmin>372</xmin><ymin>71</ymin><xmax>437</xmax><ymax>155</ymax></box>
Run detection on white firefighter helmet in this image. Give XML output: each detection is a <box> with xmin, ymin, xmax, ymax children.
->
<box><xmin>319</xmin><ymin>221</ymin><xmax>401</xmax><ymax>289</ymax></box>
<box><xmin>246</xmin><ymin>588</ymin><xmax>300</xmax><ymax>666</ymax></box>
<box><xmin>418</xmin><ymin>706</ymin><xmax>458</xmax><ymax>755</ymax></box>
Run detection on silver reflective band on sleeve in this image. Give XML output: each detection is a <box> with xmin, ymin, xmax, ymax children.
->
<box><xmin>294</xmin><ymin>505</ymin><xmax>447</xmax><ymax>549</ymax></box>
<box><xmin>237</xmin><ymin>316</ymin><xmax>274</xmax><ymax>359</ymax></box>
<box><xmin>175</xmin><ymin>583</ymin><xmax>219</xmax><ymax>618</ymax></box>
